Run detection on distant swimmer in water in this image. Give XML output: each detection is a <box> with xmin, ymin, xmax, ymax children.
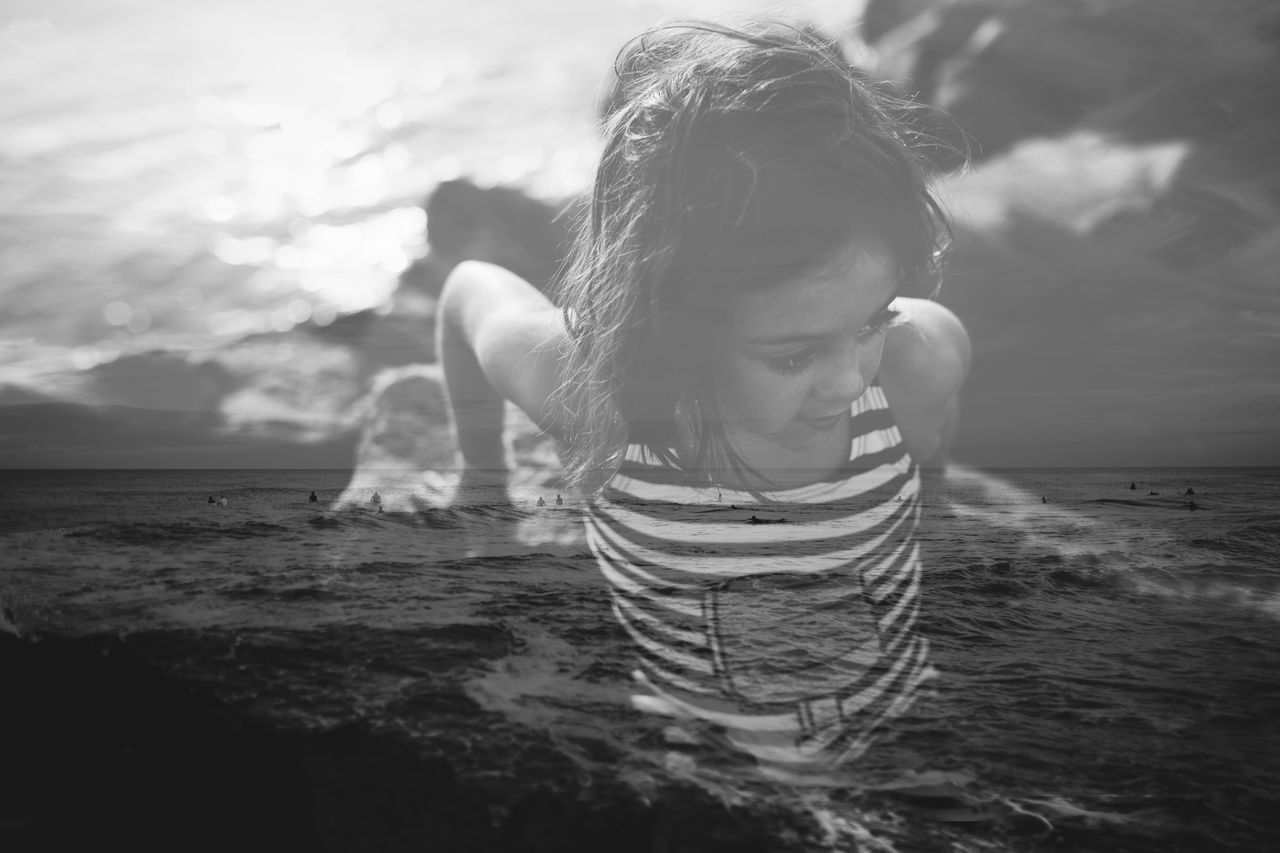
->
<box><xmin>1130</xmin><ymin>482</ymin><xmax>1136</xmax><ymax>490</ymax></box>
<box><xmin>555</xmin><ymin>494</ymin><xmax>563</xmax><ymax>506</ymax></box>
<box><xmin>309</xmin><ymin>491</ymin><xmax>318</xmax><ymax>503</ymax></box>
<box><xmin>370</xmin><ymin>491</ymin><xmax>382</xmax><ymax>506</ymax></box>
<box><xmin>536</xmin><ymin>496</ymin><xmax>546</xmax><ymax>507</ymax></box>
<box><xmin>1041</xmin><ymin>496</ymin><xmax>1047</xmax><ymax>504</ymax></box>
<box><xmin>207</xmin><ymin>495</ymin><xmax>215</xmax><ymax>504</ymax></box>
<box><xmin>1185</xmin><ymin>487</ymin><xmax>1196</xmax><ymax>496</ymax></box>
<box><xmin>1189</xmin><ymin>500</ymin><xmax>1199</xmax><ymax>511</ymax></box>
<box><xmin>1148</xmin><ymin>491</ymin><xmax>1159</xmax><ymax>496</ymax></box>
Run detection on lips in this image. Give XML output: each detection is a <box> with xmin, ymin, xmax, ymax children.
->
<box><xmin>800</xmin><ymin>411</ymin><xmax>846</xmax><ymax>430</ymax></box>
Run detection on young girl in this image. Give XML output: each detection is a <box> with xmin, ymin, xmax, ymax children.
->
<box><xmin>438</xmin><ymin>20</ymin><xmax>970</xmax><ymax>777</ymax></box>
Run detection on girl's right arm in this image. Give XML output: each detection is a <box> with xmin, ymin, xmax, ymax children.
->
<box><xmin>436</xmin><ymin>261</ymin><xmax>567</xmax><ymax>472</ymax></box>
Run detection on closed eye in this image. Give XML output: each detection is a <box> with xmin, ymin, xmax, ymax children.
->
<box><xmin>859</xmin><ymin>305</ymin><xmax>901</xmax><ymax>338</ymax></box>
<box><xmin>762</xmin><ymin>305</ymin><xmax>899</xmax><ymax>373</ymax></box>
<box><xmin>768</xmin><ymin>348</ymin><xmax>818</xmax><ymax>374</ymax></box>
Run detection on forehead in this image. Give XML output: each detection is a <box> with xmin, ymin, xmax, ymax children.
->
<box><xmin>720</xmin><ymin>239</ymin><xmax>898</xmax><ymax>342</ymax></box>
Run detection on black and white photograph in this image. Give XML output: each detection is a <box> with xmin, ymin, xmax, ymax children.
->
<box><xmin>2</xmin><ymin>0</ymin><xmax>1277</xmax><ymax>850</ymax></box>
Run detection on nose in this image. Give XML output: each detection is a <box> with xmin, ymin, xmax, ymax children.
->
<box><xmin>814</xmin><ymin>336</ymin><xmax>878</xmax><ymax>405</ymax></box>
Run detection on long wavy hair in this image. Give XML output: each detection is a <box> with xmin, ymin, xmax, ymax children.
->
<box><xmin>550</xmin><ymin>20</ymin><xmax>959</xmax><ymax>495</ymax></box>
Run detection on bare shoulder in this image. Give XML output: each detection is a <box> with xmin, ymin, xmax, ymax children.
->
<box><xmin>441</xmin><ymin>260</ymin><xmax>563</xmax><ymax>324</ymax></box>
<box><xmin>880</xmin><ymin>298</ymin><xmax>971</xmax><ymax>402</ymax></box>
<box><xmin>878</xmin><ymin>297</ymin><xmax>971</xmax><ymax>462</ymax></box>
<box><xmin>438</xmin><ymin>261</ymin><xmax>568</xmax><ymax>430</ymax></box>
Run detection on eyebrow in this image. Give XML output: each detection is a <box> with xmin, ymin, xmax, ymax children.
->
<box><xmin>746</xmin><ymin>292</ymin><xmax>899</xmax><ymax>346</ymax></box>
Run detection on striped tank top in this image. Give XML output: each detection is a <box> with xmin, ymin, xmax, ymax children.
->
<box><xmin>585</xmin><ymin>383</ymin><xmax>934</xmax><ymax>772</ymax></box>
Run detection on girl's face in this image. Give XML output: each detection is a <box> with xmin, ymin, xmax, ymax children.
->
<box><xmin>707</xmin><ymin>237</ymin><xmax>899</xmax><ymax>453</ymax></box>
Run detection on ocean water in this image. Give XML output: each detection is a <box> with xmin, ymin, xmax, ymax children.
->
<box><xmin>2</xmin><ymin>465</ymin><xmax>1277</xmax><ymax>851</ymax></box>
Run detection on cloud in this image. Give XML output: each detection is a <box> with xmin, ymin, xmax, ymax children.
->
<box><xmin>0</xmin><ymin>399</ymin><xmax>356</xmax><ymax>468</ymax></box>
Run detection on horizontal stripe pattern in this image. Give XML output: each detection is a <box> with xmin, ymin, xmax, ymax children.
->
<box><xmin>587</xmin><ymin>383</ymin><xmax>931</xmax><ymax>770</ymax></box>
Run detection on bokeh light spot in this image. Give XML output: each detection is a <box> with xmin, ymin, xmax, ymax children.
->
<box><xmin>71</xmin><ymin>346</ymin><xmax>98</xmax><ymax>370</ymax></box>
<box><xmin>95</xmin><ymin>338</ymin><xmax>122</xmax><ymax>364</ymax></box>
<box><xmin>286</xmin><ymin>298</ymin><xmax>312</xmax><ymax>324</ymax></box>
<box><xmin>270</xmin><ymin>309</ymin><xmax>289</xmax><ymax>332</ymax></box>
<box><xmin>103</xmin><ymin>301</ymin><xmax>132</xmax><ymax>326</ymax></box>
<box><xmin>375</xmin><ymin>101</ymin><xmax>404</xmax><ymax>129</ymax></box>
<box><xmin>431</xmin><ymin>156</ymin><xmax>461</xmax><ymax>181</ymax></box>
<box><xmin>206</xmin><ymin>196</ymin><xmax>236</xmax><ymax>222</ymax></box>
<box><xmin>275</xmin><ymin>244</ymin><xmax>302</xmax><ymax>270</ymax></box>
<box><xmin>126</xmin><ymin>308</ymin><xmax>151</xmax><ymax>334</ymax></box>
<box><xmin>311</xmin><ymin>303</ymin><xmax>337</xmax><ymax>327</ymax></box>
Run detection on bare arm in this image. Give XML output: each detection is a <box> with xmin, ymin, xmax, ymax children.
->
<box><xmin>878</xmin><ymin>297</ymin><xmax>971</xmax><ymax>465</ymax></box>
<box><xmin>436</xmin><ymin>261</ymin><xmax>567</xmax><ymax>471</ymax></box>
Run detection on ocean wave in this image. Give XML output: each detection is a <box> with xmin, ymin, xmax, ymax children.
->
<box><xmin>220</xmin><ymin>583</ymin><xmax>346</xmax><ymax>603</ymax></box>
<box><xmin>1188</xmin><ymin>523</ymin><xmax>1280</xmax><ymax>561</ymax></box>
<box><xmin>432</xmin><ymin>551</ymin><xmax>595</xmax><ymax>575</ymax></box>
<box><xmin>1083</xmin><ymin>498</ymin><xmax>1197</xmax><ymax>510</ymax></box>
<box><xmin>65</xmin><ymin>520</ymin><xmax>290</xmax><ymax>545</ymax></box>
<box><xmin>308</xmin><ymin>503</ymin><xmax>558</xmax><ymax>530</ymax></box>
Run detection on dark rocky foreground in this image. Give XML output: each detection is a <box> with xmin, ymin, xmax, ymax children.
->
<box><xmin>0</xmin><ymin>630</ymin><xmax>837</xmax><ymax>853</ymax></box>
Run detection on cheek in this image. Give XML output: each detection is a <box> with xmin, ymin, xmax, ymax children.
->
<box><xmin>867</xmin><ymin>335</ymin><xmax>889</xmax><ymax>376</ymax></box>
<box><xmin>714</xmin><ymin>360</ymin><xmax>808</xmax><ymax>426</ymax></box>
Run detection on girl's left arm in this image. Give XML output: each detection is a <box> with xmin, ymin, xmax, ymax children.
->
<box><xmin>878</xmin><ymin>298</ymin><xmax>972</xmax><ymax>465</ymax></box>
<box><xmin>437</xmin><ymin>260</ymin><xmax>567</xmax><ymax>471</ymax></box>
